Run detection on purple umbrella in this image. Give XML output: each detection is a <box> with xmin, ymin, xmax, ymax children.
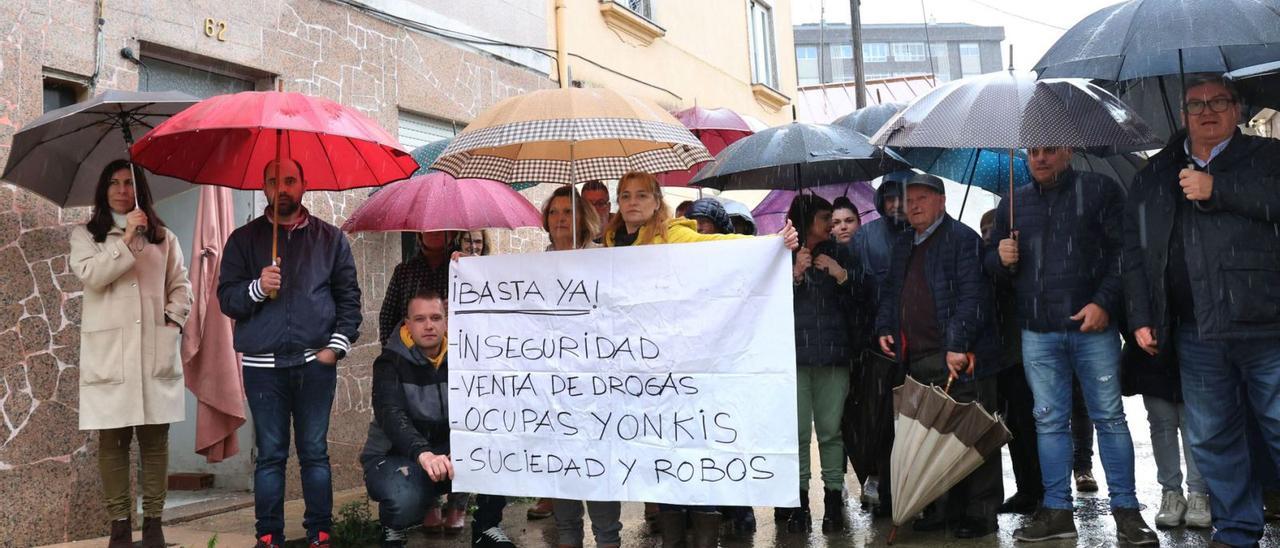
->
<box><xmin>751</xmin><ymin>181</ymin><xmax>880</xmax><ymax>235</ymax></box>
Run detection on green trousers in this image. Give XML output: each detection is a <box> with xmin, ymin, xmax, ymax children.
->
<box><xmin>99</xmin><ymin>424</ymin><xmax>170</xmax><ymax>520</ymax></box>
<box><xmin>797</xmin><ymin>365</ymin><xmax>851</xmax><ymax>491</ymax></box>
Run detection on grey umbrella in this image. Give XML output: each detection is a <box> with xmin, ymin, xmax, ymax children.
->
<box><xmin>871</xmin><ymin>71</ymin><xmax>1159</xmax><ymax>226</ymax></box>
<box><xmin>1033</xmin><ymin>0</ymin><xmax>1280</xmax><ymax>81</ymax></box>
<box><xmin>2</xmin><ymin>90</ymin><xmax>198</xmax><ymax>207</ymax></box>
<box><xmin>1034</xmin><ymin>0</ymin><xmax>1280</xmax><ymax>137</ymax></box>
<box><xmin>871</xmin><ymin>71</ymin><xmax>1159</xmax><ymax>152</ymax></box>
<box><xmin>831</xmin><ymin>102</ymin><xmax>906</xmax><ymax>138</ymax></box>
<box><xmin>688</xmin><ymin>122</ymin><xmax>909</xmax><ymax>191</ymax></box>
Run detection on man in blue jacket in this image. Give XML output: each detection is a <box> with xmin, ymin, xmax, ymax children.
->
<box><xmin>986</xmin><ymin>145</ymin><xmax>1156</xmax><ymax>545</ymax></box>
<box><xmin>219</xmin><ymin>158</ymin><xmax>362</xmax><ymax>548</ymax></box>
<box><xmin>1124</xmin><ymin>74</ymin><xmax>1280</xmax><ymax>548</ymax></box>
<box><xmin>876</xmin><ymin>173</ymin><xmax>1002</xmax><ymax>539</ymax></box>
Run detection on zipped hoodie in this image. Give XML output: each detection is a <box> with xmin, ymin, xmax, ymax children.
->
<box><xmin>360</xmin><ymin>322</ymin><xmax>450</xmax><ymax>465</ymax></box>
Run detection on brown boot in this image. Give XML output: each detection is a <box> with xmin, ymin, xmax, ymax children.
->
<box><xmin>108</xmin><ymin>518</ymin><xmax>132</xmax><ymax>548</ymax></box>
<box><xmin>141</xmin><ymin>517</ymin><xmax>165</xmax><ymax>548</ymax></box>
<box><xmin>658</xmin><ymin>511</ymin><xmax>688</xmax><ymax>548</ymax></box>
<box><xmin>689</xmin><ymin>512</ymin><xmax>721</xmax><ymax>548</ymax></box>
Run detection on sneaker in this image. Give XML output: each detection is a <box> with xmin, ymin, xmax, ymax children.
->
<box><xmin>1113</xmin><ymin>508</ymin><xmax>1159</xmax><ymax>546</ymax></box>
<box><xmin>1013</xmin><ymin>507</ymin><xmax>1076</xmax><ymax>542</ymax></box>
<box><xmin>1155</xmin><ymin>490</ymin><xmax>1187</xmax><ymax>528</ymax></box>
<box><xmin>1074</xmin><ymin>470</ymin><xmax>1099</xmax><ymax>493</ymax></box>
<box><xmin>310</xmin><ymin>531</ymin><xmax>332</xmax><ymax>548</ymax></box>
<box><xmin>255</xmin><ymin>533</ymin><xmax>282</xmax><ymax>548</ymax></box>
<box><xmin>473</xmin><ymin>526</ymin><xmax>516</xmax><ymax>548</ymax></box>
<box><xmin>382</xmin><ymin>527</ymin><xmax>408</xmax><ymax>548</ymax></box>
<box><xmin>861</xmin><ymin>476</ymin><xmax>881</xmax><ymax>508</ymax></box>
<box><xmin>1185</xmin><ymin>492</ymin><xmax>1212</xmax><ymax>529</ymax></box>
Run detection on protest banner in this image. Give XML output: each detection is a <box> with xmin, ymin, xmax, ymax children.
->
<box><xmin>448</xmin><ymin>237</ymin><xmax>799</xmax><ymax>506</ymax></box>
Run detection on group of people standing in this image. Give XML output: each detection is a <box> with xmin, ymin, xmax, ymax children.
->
<box><xmin>71</xmin><ymin>74</ymin><xmax>1280</xmax><ymax>548</ymax></box>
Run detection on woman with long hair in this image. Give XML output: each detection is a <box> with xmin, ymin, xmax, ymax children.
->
<box><xmin>830</xmin><ymin>196</ymin><xmax>862</xmax><ymax>244</ymax></box>
<box><xmin>70</xmin><ymin>159</ymin><xmax>192</xmax><ymax>548</ymax></box>
<box><xmin>781</xmin><ymin>194</ymin><xmax>859</xmax><ymax>534</ymax></box>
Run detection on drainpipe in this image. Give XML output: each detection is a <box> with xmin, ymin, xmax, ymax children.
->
<box><xmin>91</xmin><ymin>0</ymin><xmax>106</xmax><ymax>89</ymax></box>
<box><xmin>555</xmin><ymin>0</ymin><xmax>569</xmax><ymax>88</ymax></box>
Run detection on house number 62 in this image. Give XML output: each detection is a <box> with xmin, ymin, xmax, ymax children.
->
<box><xmin>204</xmin><ymin>18</ymin><xmax>228</xmax><ymax>41</ymax></box>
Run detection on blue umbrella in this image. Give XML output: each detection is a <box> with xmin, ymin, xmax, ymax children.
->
<box><xmin>901</xmin><ymin>148</ymin><xmax>1033</xmax><ymax>194</ymax></box>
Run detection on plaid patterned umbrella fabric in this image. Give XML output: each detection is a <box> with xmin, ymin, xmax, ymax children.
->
<box><xmin>429</xmin><ymin>88</ymin><xmax>712</xmax><ymax>184</ymax></box>
<box><xmin>870</xmin><ymin>71</ymin><xmax>1160</xmax><ymax>152</ymax></box>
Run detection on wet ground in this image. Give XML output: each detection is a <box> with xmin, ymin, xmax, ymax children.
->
<box><xmin>52</xmin><ymin>398</ymin><xmax>1280</xmax><ymax>547</ymax></box>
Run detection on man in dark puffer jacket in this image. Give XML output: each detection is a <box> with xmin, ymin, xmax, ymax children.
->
<box><xmin>361</xmin><ymin>290</ymin><xmax>514</xmax><ymax>548</ymax></box>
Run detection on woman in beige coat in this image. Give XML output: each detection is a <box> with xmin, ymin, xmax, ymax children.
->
<box><xmin>70</xmin><ymin>159</ymin><xmax>191</xmax><ymax>548</ymax></box>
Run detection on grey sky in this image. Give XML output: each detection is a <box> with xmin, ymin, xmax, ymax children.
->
<box><xmin>791</xmin><ymin>0</ymin><xmax>1123</xmax><ymax>72</ymax></box>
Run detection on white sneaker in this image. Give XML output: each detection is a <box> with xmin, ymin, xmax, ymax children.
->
<box><xmin>1155</xmin><ymin>490</ymin><xmax>1187</xmax><ymax>528</ymax></box>
<box><xmin>1185</xmin><ymin>491</ymin><xmax>1212</xmax><ymax>528</ymax></box>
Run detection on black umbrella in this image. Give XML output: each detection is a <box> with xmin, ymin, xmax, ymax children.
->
<box><xmin>688</xmin><ymin>122</ymin><xmax>909</xmax><ymax>191</ymax></box>
<box><xmin>1</xmin><ymin>90</ymin><xmax>198</xmax><ymax>207</ymax></box>
<box><xmin>1034</xmin><ymin>0</ymin><xmax>1280</xmax><ymax>137</ymax></box>
<box><xmin>1034</xmin><ymin>0</ymin><xmax>1280</xmax><ymax>81</ymax></box>
<box><xmin>831</xmin><ymin>102</ymin><xmax>906</xmax><ymax>138</ymax></box>
<box><xmin>1227</xmin><ymin>60</ymin><xmax>1280</xmax><ymax>111</ymax></box>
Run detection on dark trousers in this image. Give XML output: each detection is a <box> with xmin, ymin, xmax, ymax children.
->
<box><xmin>244</xmin><ymin>363</ymin><xmax>337</xmax><ymax>541</ymax></box>
<box><xmin>363</xmin><ymin>455</ymin><xmax>506</xmax><ymax>531</ymax></box>
<box><xmin>908</xmin><ymin>353</ymin><xmax>1003</xmax><ymax>527</ymax></box>
<box><xmin>1072</xmin><ymin>377</ymin><xmax>1096</xmax><ymax>472</ymax></box>
<box><xmin>997</xmin><ymin>364</ymin><xmax>1042</xmax><ymax>498</ymax></box>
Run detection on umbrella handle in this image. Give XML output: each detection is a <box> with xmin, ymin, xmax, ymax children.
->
<box><xmin>887</xmin><ymin>525</ymin><xmax>898</xmax><ymax>545</ymax></box>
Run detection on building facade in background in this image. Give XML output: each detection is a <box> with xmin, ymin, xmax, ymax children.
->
<box><xmin>0</xmin><ymin>1</ymin><xmax>798</xmax><ymax>544</ymax></box>
<box><xmin>793</xmin><ymin>22</ymin><xmax>1004</xmax><ymax>85</ymax></box>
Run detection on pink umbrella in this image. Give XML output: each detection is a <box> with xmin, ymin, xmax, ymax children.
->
<box><xmin>657</xmin><ymin>106</ymin><xmax>754</xmax><ymax>187</ymax></box>
<box><xmin>342</xmin><ymin>172</ymin><xmax>542</xmax><ymax>233</ymax></box>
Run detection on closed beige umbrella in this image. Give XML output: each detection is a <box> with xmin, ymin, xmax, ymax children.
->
<box><xmin>429</xmin><ymin>87</ymin><xmax>712</xmax><ymax>184</ymax></box>
<box><xmin>887</xmin><ymin>376</ymin><xmax>1012</xmax><ymax>544</ymax></box>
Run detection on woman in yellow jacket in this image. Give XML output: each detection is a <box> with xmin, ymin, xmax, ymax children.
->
<box><xmin>603</xmin><ymin>171</ymin><xmax>797</xmax><ymax>248</ymax></box>
<box><xmin>602</xmin><ymin>171</ymin><xmax>797</xmax><ymax>548</ymax></box>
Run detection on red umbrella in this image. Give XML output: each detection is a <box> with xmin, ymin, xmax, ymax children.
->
<box><xmin>656</xmin><ymin>106</ymin><xmax>754</xmax><ymax>187</ymax></box>
<box><xmin>341</xmin><ymin>172</ymin><xmax>542</xmax><ymax>233</ymax></box>
<box><xmin>130</xmin><ymin>90</ymin><xmax>418</xmax><ymax>260</ymax></box>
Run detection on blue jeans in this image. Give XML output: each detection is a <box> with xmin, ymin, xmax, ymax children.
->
<box><xmin>1178</xmin><ymin>326</ymin><xmax>1280</xmax><ymax>547</ymax></box>
<box><xmin>363</xmin><ymin>455</ymin><xmax>447</xmax><ymax>531</ymax></box>
<box><xmin>1022</xmin><ymin>329</ymin><xmax>1137</xmax><ymax>510</ymax></box>
<box><xmin>244</xmin><ymin>363</ymin><xmax>337</xmax><ymax>541</ymax></box>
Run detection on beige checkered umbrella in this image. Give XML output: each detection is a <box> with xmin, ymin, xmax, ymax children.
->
<box><xmin>429</xmin><ymin>87</ymin><xmax>712</xmax><ymax>184</ymax></box>
<box><xmin>887</xmin><ymin>376</ymin><xmax>1012</xmax><ymax>544</ymax></box>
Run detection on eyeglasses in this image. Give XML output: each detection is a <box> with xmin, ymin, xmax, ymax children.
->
<box><xmin>1184</xmin><ymin>97</ymin><xmax>1235</xmax><ymax>115</ymax></box>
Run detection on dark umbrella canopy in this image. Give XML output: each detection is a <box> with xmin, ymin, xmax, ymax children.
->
<box><xmin>410</xmin><ymin>137</ymin><xmax>453</xmax><ymax>176</ymax></box>
<box><xmin>2</xmin><ymin>90</ymin><xmax>198</xmax><ymax>207</ymax></box>
<box><xmin>831</xmin><ymin>102</ymin><xmax>906</xmax><ymax>138</ymax></box>
<box><xmin>689</xmin><ymin>122</ymin><xmax>909</xmax><ymax>191</ymax></box>
<box><xmin>1033</xmin><ymin>0</ymin><xmax>1280</xmax><ymax>80</ymax></box>
<box><xmin>871</xmin><ymin>71</ymin><xmax>1160</xmax><ymax>152</ymax></box>
<box><xmin>1227</xmin><ymin>60</ymin><xmax>1280</xmax><ymax>111</ymax></box>
<box><xmin>903</xmin><ymin>147</ymin><xmax>1148</xmax><ymax>193</ymax></box>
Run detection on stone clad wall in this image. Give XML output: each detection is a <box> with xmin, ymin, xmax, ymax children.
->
<box><xmin>0</xmin><ymin>1</ymin><xmax>551</xmax><ymax>544</ymax></box>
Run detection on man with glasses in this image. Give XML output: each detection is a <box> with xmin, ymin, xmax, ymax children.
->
<box><xmin>581</xmin><ymin>180</ymin><xmax>611</xmax><ymax>242</ymax></box>
<box><xmin>985</xmin><ymin>145</ymin><xmax>1156</xmax><ymax>544</ymax></box>
<box><xmin>1123</xmin><ymin>73</ymin><xmax>1280</xmax><ymax>547</ymax></box>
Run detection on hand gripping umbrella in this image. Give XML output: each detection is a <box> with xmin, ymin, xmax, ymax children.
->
<box><xmin>130</xmin><ymin>90</ymin><xmax>418</xmax><ymax>285</ymax></box>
